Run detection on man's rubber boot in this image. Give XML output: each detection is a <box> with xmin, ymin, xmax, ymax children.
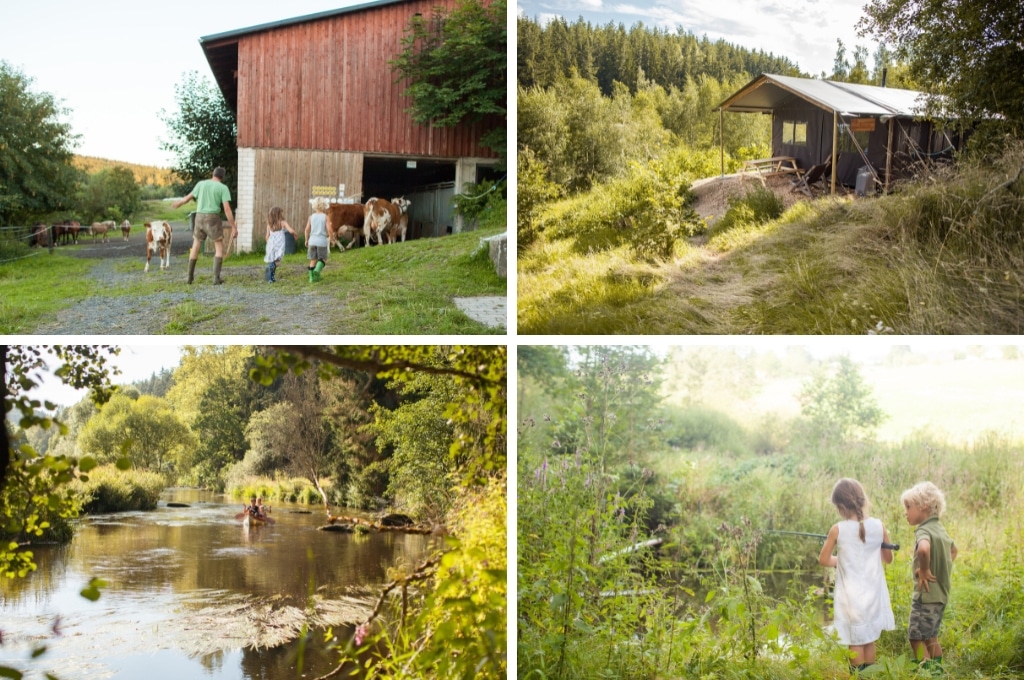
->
<box><xmin>187</xmin><ymin>258</ymin><xmax>197</xmax><ymax>285</ymax></box>
<box><xmin>213</xmin><ymin>257</ymin><xmax>224</xmax><ymax>285</ymax></box>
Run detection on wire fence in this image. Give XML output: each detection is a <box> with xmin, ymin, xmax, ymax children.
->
<box><xmin>0</xmin><ymin>224</ymin><xmax>54</xmax><ymax>262</ymax></box>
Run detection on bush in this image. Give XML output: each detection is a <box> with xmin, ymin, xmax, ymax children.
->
<box><xmin>710</xmin><ymin>185</ymin><xmax>784</xmax><ymax>236</ymax></box>
<box><xmin>663</xmin><ymin>404</ymin><xmax>752</xmax><ymax>455</ymax></box>
<box><xmin>226</xmin><ymin>476</ymin><xmax>329</xmax><ymax>507</ymax></box>
<box><xmin>72</xmin><ymin>465</ymin><xmax>166</xmax><ymax>513</ymax></box>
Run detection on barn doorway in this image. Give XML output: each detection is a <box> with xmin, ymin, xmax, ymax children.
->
<box><xmin>362</xmin><ymin>156</ymin><xmax>457</xmax><ymax>240</ymax></box>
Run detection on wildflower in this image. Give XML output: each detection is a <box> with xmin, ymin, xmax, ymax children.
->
<box><xmin>354</xmin><ymin>623</ymin><xmax>370</xmax><ymax>646</ymax></box>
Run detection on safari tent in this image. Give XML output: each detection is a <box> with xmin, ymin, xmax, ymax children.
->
<box><xmin>716</xmin><ymin>73</ymin><xmax>960</xmax><ymax>193</ymax></box>
<box><xmin>198</xmin><ymin>0</ymin><xmax>501</xmax><ymax>252</ymax></box>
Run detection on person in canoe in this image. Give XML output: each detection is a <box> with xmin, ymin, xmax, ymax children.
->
<box><xmin>256</xmin><ymin>497</ymin><xmax>271</xmax><ymax>520</ymax></box>
<box><xmin>243</xmin><ymin>496</ymin><xmax>261</xmax><ymax>520</ymax></box>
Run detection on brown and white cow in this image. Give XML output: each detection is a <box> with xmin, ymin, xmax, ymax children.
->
<box><xmin>326</xmin><ymin>203</ymin><xmax>365</xmax><ymax>250</ymax></box>
<box><xmin>144</xmin><ymin>221</ymin><xmax>172</xmax><ymax>272</ymax></box>
<box><xmin>121</xmin><ymin>220</ymin><xmax>131</xmax><ymax>241</ymax></box>
<box><xmin>363</xmin><ymin>197</ymin><xmax>411</xmax><ymax>246</ymax></box>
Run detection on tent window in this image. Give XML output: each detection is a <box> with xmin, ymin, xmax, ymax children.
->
<box><xmin>782</xmin><ymin>120</ymin><xmax>807</xmax><ymax>146</ymax></box>
<box><xmin>838</xmin><ymin>124</ymin><xmax>871</xmax><ymax>153</ymax></box>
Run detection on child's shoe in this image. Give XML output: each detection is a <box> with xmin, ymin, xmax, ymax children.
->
<box><xmin>264</xmin><ymin>264</ymin><xmax>273</xmax><ymax>282</ymax></box>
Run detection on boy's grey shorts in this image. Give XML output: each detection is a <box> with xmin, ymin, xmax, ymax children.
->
<box><xmin>908</xmin><ymin>599</ymin><xmax>945</xmax><ymax>640</ymax></box>
<box><xmin>307</xmin><ymin>245</ymin><xmax>329</xmax><ymax>261</ymax></box>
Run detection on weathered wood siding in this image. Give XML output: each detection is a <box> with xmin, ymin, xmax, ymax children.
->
<box><xmin>235</xmin><ymin>0</ymin><xmax>497</xmax><ymax>158</ymax></box>
<box><xmin>249</xmin><ymin>148</ymin><xmax>363</xmax><ymax>248</ymax></box>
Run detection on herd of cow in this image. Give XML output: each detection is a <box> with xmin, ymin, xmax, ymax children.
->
<box><xmin>30</xmin><ymin>219</ymin><xmax>133</xmax><ymax>247</ymax></box>
<box><xmin>327</xmin><ymin>196</ymin><xmax>411</xmax><ymax>249</ymax></box>
<box><xmin>25</xmin><ymin>195</ymin><xmax>412</xmax><ymax>273</ymax></box>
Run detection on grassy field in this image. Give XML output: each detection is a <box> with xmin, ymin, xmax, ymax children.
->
<box><xmin>662</xmin><ymin>355</ymin><xmax>1024</xmax><ymax>443</ymax></box>
<box><xmin>0</xmin><ymin>223</ymin><xmax>506</xmax><ymax>335</ymax></box>
<box><xmin>519</xmin><ymin>146</ymin><xmax>1024</xmax><ymax>335</ymax></box>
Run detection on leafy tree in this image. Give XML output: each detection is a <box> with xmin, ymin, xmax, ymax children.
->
<box><xmin>165</xmin><ymin>346</ymin><xmax>255</xmax><ymax>427</ymax></box>
<box><xmin>368</xmin><ymin>373</ymin><xmax>460</xmax><ymax>521</ymax></box>
<box><xmin>859</xmin><ymin>0</ymin><xmax>1024</xmax><ymax>132</ymax></box>
<box><xmin>256</xmin><ymin>345</ymin><xmax>506</xmax><ymax>484</ymax></box>
<box><xmin>185</xmin><ymin>374</ymin><xmax>254</xmax><ymax>487</ymax></box>
<box><xmin>0</xmin><ymin>61</ymin><xmax>81</xmax><ymax>225</ymax></box>
<box><xmin>76</xmin><ymin>166</ymin><xmax>142</xmax><ymax>223</ymax></box>
<box><xmin>2</xmin><ymin>345</ymin><xmax>119</xmax><ymax>576</ymax></box>
<box><xmin>391</xmin><ymin>0</ymin><xmax>507</xmax><ymax>161</ymax></box>
<box><xmin>549</xmin><ymin>346</ymin><xmax>664</xmax><ymax>470</ymax></box>
<box><xmin>77</xmin><ymin>392</ymin><xmax>197</xmax><ymax>473</ymax></box>
<box><xmin>160</xmin><ymin>71</ymin><xmax>238</xmax><ymax>197</ymax></box>
<box><xmin>798</xmin><ymin>355</ymin><xmax>886</xmax><ymax>444</ymax></box>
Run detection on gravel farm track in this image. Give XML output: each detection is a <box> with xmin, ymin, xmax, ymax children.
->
<box><xmin>27</xmin><ymin>221</ymin><xmax>501</xmax><ymax>335</ymax></box>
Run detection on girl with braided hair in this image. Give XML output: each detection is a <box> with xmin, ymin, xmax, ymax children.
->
<box><xmin>818</xmin><ymin>478</ymin><xmax>896</xmax><ymax>673</ymax></box>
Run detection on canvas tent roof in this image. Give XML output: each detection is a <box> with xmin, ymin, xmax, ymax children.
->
<box><xmin>717</xmin><ymin>73</ymin><xmax>930</xmax><ymax>118</ymax></box>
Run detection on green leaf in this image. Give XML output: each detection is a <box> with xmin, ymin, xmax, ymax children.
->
<box><xmin>115</xmin><ymin>457</ymin><xmax>131</xmax><ymax>471</ymax></box>
<box><xmin>0</xmin><ymin>667</ymin><xmax>24</xmax><ymax>680</ymax></box>
<box><xmin>80</xmin><ymin>577</ymin><xmax>108</xmax><ymax>602</ymax></box>
<box><xmin>79</xmin><ymin>456</ymin><xmax>98</xmax><ymax>473</ymax></box>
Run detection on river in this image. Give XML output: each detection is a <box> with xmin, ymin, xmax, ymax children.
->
<box><xmin>0</xmin><ymin>489</ymin><xmax>433</xmax><ymax>679</ymax></box>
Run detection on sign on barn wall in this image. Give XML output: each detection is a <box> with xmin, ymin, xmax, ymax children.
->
<box><xmin>851</xmin><ymin>118</ymin><xmax>877</xmax><ymax>132</ymax></box>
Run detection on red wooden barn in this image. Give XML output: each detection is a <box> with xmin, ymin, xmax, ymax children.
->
<box><xmin>199</xmin><ymin>0</ymin><xmax>503</xmax><ymax>252</ymax></box>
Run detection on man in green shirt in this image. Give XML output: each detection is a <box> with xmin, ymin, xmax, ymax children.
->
<box><xmin>172</xmin><ymin>166</ymin><xmax>237</xmax><ymax>284</ymax></box>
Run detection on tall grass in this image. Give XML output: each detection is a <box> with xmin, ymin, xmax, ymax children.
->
<box><xmin>226</xmin><ymin>476</ymin><xmax>327</xmax><ymax>506</ymax></box>
<box><xmin>520</xmin><ymin>413</ymin><xmax>1024</xmax><ymax>678</ymax></box>
<box><xmin>71</xmin><ymin>465</ymin><xmax>167</xmax><ymax>513</ymax></box>
<box><xmin>519</xmin><ymin>143</ymin><xmax>1024</xmax><ymax>335</ymax></box>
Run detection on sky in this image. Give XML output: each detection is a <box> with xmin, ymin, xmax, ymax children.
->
<box><xmin>515</xmin><ymin>0</ymin><xmax>874</xmax><ymax>78</ymax></box>
<box><xmin>29</xmin><ymin>345</ymin><xmax>186</xmax><ymax>408</ymax></box>
<box><xmin>0</xmin><ymin>0</ymin><xmax>370</xmax><ymax>168</ymax></box>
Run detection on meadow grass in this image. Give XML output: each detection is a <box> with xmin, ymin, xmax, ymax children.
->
<box><xmin>0</xmin><ymin>253</ymin><xmax>97</xmax><ymax>333</ymax></box>
<box><xmin>519</xmin><ymin>146</ymin><xmax>1024</xmax><ymax>334</ymax></box>
<box><xmin>3</xmin><ymin>225</ymin><xmax>506</xmax><ymax>334</ymax></box>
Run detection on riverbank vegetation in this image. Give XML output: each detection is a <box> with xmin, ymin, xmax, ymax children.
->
<box><xmin>519</xmin><ymin>345</ymin><xmax>1024</xmax><ymax>678</ymax></box>
<box><xmin>517</xmin><ymin>6</ymin><xmax>1024</xmax><ymax>334</ymax></box>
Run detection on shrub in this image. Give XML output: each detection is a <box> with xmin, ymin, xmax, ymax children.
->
<box><xmin>72</xmin><ymin>465</ymin><xmax>166</xmax><ymax>513</ymax></box>
<box><xmin>663</xmin><ymin>404</ymin><xmax>752</xmax><ymax>455</ymax></box>
<box><xmin>710</xmin><ymin>185</ymin><xmax>784</xmax><ymax>236</ymax></box>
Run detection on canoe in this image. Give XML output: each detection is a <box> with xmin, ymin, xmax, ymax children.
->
<box><xmin>242</xmin><ymin>513</ymin><xmax>267</xmax><ymax>527</ymax></box>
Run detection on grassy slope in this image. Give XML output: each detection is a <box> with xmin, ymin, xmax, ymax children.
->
<box><xmin>519</xmin><ymin>152</ymin><xmax>1024</xmax><ymax>335</ymax></box>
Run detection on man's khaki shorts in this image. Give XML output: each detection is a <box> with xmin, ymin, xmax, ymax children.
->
<box><xmin>194</xmin><ymin>212</ymin><xmax>224</xmax><ymax>242</ymax></box>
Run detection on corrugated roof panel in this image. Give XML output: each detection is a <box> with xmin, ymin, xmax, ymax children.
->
<box><xmin>719</xmin><ymin>73</ymin><xmax>932</xmax><ymax>117</ymax></box>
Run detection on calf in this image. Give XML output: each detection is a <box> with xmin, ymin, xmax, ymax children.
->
<box><xmin>363</xmin><ymin>197</ymin><xmax>411</xmax><ymax>246</ymax></box>
<box><xmin>121</xmin><ymin>220</ymin><xmax>131</xmax><ymax>241</ymax></box>
<box><xmin>326</xmin><ymin>203</ymin><xmax>365</xmax><ymax>250</ymax></box>
<box><xmin>381</xmin><ymin>197</ymin><xmax>411</xmax><ymax>244</ymax></box>
<box><xmin>144</xmin><ymin>221</ymin><xmax>172</xmax><ymax>272</ymax></box>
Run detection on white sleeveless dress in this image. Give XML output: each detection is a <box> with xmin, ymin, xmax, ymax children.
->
<box><xmin>832</xmin><ymin>518</ymin><xmax>895</xmax><ymax>645</ymax></box>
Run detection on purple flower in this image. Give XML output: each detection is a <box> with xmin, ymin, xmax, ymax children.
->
<box><xmin>354</xmin><ymin>623</ymin><xmax>370</xmax><ymax>646</ymax></box>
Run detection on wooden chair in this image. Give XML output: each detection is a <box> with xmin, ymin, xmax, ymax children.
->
<box><xmin>793</xmin><ymin>155</ymin><xmax>832</xmax><ymax>196</ymax></box>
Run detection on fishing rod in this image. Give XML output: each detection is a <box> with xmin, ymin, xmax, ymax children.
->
<box><xmin>767</xmin><ymin>530</ymin><xmax>899</xmax><ymax>551</ymax></box>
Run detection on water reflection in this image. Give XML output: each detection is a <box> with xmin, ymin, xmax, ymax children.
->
<box><xmin>0</xmin><ymin>489</ymin><xmax>431</xmax><ymax>679</ymax></box>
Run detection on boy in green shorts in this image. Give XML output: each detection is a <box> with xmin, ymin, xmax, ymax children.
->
<box><xmin>901</xmin><ymin>481</ymin><xmax>958</xmax><ymax>674</ymax></box>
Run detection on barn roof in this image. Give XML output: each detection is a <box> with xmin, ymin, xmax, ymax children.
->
<box><xmin>717</xmin><ymin>73</ymin><xmax>931</xmax><ymax>118</ymax></box>
<box><xmin>199</xmin><ymin>0</ymin><xmax>412</xmax><ymax>111</ymax></box>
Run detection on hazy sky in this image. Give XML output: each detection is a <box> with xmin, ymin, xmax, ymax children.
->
<box><xmin>1</xmin><ymin>0</ymin><xmax>368</xmax><ymax>167</ymax></box>
<box><xmin>29</xmin><ymin>346</ymin><xmax>185</xmax><ymax>407</ymax></box>
<box><xmin>515</xmin><ymin>0</ymin><xmax>874</xmax><ymax>77</ymax></box>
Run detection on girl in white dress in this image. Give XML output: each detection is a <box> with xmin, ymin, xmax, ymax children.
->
<box><xmin>818</xmin><ymin>478</ymin><xmax>896</xmax><ymax>672</ymax></box>
<box><xmin>264</xmin><ymin>207</ymin><xmax>296</xmax><ymax>282</ymax></box>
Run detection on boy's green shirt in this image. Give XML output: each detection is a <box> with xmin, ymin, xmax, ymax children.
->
<box><xmin>913</xmin><ymin>516</ymin><xmax>955</xmax><ymax>605</ymax></box>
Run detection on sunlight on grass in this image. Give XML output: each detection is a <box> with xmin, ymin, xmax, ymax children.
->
<box><xmin>0</xmin><ymin>253</ymin><xmax>95</xmax><ymax>333</ymax></box>
<box><xmin>518</xmin><ymin>239</ymin><xmax>665</xmax><ymax>334</ymax></box>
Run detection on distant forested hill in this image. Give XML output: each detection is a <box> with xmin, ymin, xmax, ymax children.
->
<box><xmin>517</xmin><ymin>17</ymin><xmax>803</xmax><ymax>93</ymax></box>
<box><xmin>73</xmin><ymin>156</ymin><xmax>175</xmax><ymax>187</ymax></box>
